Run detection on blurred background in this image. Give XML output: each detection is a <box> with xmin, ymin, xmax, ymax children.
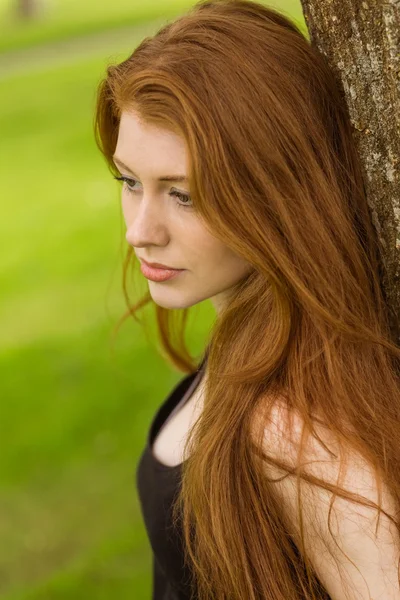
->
<box><xmin>0</xmin><ymin>1</ymin><xmax>305</xmax><ymax>598</ymax></box>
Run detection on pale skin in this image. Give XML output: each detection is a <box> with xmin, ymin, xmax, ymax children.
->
<box><xmin>113</xmin><ymin>110</ymin><xmax>253</xmax><ymax>315</ymax></box>
<box><xmin>260</xmin><ymin>404</ymin><xmax>400</xmax><ymax>599</ymax></box>
<box><xmin>113</xmin><ymin>109</ymin><xmax>400</xmax><ymax>599</ymax></box>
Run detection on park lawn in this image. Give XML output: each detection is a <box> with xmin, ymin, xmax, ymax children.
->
<box><xmin>0</xmin><ymin>0</ymin><xmax>307</xmax><ymax>54</ymax></box>
<box><xmin>0</xmin><ymin>41</ymin><xmax>212</xmax><ymax>600</ymax></box>
<box><xmin>0</xmin><ymin>0</ymin><xmax>195</xmax><ymax>53</ymax></box>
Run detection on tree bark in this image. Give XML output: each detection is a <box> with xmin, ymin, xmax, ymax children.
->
<box><xmin>299</xmin><ymin>0</ymin><xmax>400</xmax><ymax>345</ymax></box>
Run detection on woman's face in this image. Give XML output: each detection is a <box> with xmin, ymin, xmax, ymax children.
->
<box><xmin>113</xmin><ymin>110</ymin><xmax>253</xmax><ymax>313</ymax></box>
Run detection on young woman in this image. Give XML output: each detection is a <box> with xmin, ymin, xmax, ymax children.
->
<box><xmin>94</xmin><ymin>1</ymin><xmax>400</xmax><ymax>598</ymax></box>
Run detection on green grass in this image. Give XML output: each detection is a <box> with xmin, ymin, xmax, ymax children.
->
<box><xmin>0</xmin><ymin>0</ymin><xmax>196</xmax><ymax>53</ymax></box>
<box><xmin>0</xmin><ymin>2</ymin><xmax>305</xmax><ymax>597</ymax></box>
<box><xmin>0</xmin><ymin>0</ymin><xmax>306</xmax><ymax>54</ymax></box>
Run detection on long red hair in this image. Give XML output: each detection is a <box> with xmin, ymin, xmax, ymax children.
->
<box><xmin>94</xmin><ymin>1</ymin><xmax>400</xmax><ymax>597</ymax></box>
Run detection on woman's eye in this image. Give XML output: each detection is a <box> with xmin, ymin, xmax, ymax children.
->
<box><xmin>113</xmin><ymin>175</ymin><xmax>193</xmax><ymax>209</ymax></box>
<box><xmin>113</xmin><ymin>175</ymin><xmax>139</xmax><ymax>193</ymax></box>
<box><xmin>170</xmin><ymin>189</ymin><xmax>193</xmax><ymax>209</ymax></box>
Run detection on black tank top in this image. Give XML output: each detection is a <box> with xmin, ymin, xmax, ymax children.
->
<box><xmin>135</xmin><ymin>355</ymin><xmax>207</xmax><ymax>600</ymax></box>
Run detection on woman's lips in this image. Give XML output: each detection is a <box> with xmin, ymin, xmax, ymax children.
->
<box><xmin>140</xmin><ymin>261</ymin><xmax>185</xmax><ymax>282</ymax></box>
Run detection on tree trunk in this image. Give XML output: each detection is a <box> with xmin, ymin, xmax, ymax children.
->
<box><xmin>299</xmin><ymin>0</ymin><xmax>400</xmax><ymax>345</ymax></box>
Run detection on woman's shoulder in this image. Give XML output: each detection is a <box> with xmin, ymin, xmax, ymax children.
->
<box><xmin>251</xmin><ymin>395</ymin><xmax>343</xmax><ymax>478</ymax></box>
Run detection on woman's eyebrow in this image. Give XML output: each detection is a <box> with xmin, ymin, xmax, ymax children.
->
<box><xmin>112</xmin><ymin>156</ymin><xmax>188</xmax><ymax>183</ymax></box>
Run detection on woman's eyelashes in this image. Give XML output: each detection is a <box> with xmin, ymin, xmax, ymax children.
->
<box><xmin>113</xmin><ymin>175</ymin><xmax>193</xmax><ymax>209</ymax></box>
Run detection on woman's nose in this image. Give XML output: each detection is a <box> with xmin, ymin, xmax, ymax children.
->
<box><xmin>125</xmin><ymin>197</ymin><xmax>169</xmax><ymax>247</ymax></box>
